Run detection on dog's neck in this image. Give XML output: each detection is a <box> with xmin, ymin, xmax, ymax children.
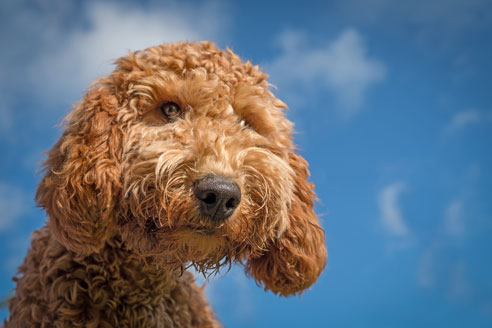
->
<box><xmin>43</xmin><ymin>225</ymin><xmax>185</xmax><ymax>303</ymax></box>
<box><xmin>79</xmin><ymin>234</ymin><xmax>183</xmax><ymax>293</ymax></box>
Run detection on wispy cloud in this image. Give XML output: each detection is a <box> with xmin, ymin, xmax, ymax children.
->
<box><xmin>336</xmin><ymin>0</ymin><xmax>492</xmax><ymax>44</ymax></box>
<box><xmin>443</xmin><ymin>200</ymin><xmax>465</xmax><ymax>237</ymax></box>
<box><xmin>417</xmin><ymin>244</ymin><xmax>491</xmax><ymax>310</ymax></box>
<box><xmin>0</xmin><ymin>94</ymin><xmax>13</xmax><ymax>136</ymax></box>
<box><xmin>445</xmin><ymin>109</ymin><xmax>484</xmax><ymax>133</ymax></box>
<box><xmin>447</xmin><ymin>261</ymin><xmax>472</xmax><ymax>303</ymax></box>
<box><xmin>417</xmin><ymin>246</ymin><xmax>473</xmax><ymax>303</ymax></box>
<box><xmin>266</xmin><ymin>28</ymin><xmax>386</xmax><ymax>119</ymax></box>
<box><xmin>417</xmin><ymin>247</ymin><xmax>437</xmax><ymax>288</ymax></box>
<box><xmin>378</xmin><ymin>182</ymin><xmax>409</xmax><ymax>237</ymax></box>
<box><xmin>0</xmin><ymin>182</ymin><xmax>26</xmax><ymax>231</ymax></box>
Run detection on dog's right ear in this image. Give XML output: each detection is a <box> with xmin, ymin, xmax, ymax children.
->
<box><xmin>245</xmin><ymin>151</ymin><xmax>327</xmax><ymax>296</ymax></box>
<box><xmin>36</xmin><ymin>84</ymin><xmax>122</xmax><ymax>255</ymax></box>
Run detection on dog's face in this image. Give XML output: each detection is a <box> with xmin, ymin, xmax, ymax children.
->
<box><xmin>37</xmin><ymin>42</ymin><xmax>326</xmax><ymax>295</ymax></box>
<box><xmin>120</xmin><ymin>74</ymin><xmax>295</xmax><ymax>270</ymax></box>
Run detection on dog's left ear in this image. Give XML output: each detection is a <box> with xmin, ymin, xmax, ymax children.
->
<box><xmin>245</xmin><ymin>151</ymin><xmax>327</xmax><ymax>296</ymax></box>
<box><xmin>36</xmin><ymin>85</ymin><xmax>122</xmax><ymax>255</ymax></box>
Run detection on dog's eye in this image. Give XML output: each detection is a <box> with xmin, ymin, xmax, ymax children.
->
<box><xmin>160</xmin><ymin>102</ymin><xmax>181</xmax><ymax>120</ymax></box>
<box><xmin>240</xmin><ymin>119</ymin><xmax>254</xmax><ymax>131</ymax></box>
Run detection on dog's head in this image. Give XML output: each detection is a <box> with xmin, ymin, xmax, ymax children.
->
<box><xmin>37</xmin><ymin>42</ymin><xmax>326</xmax><ymax>295</ymax></box>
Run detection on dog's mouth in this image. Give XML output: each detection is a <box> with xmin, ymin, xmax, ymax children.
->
<box><xmin>145</xmin><ymin>217</ymin><xmax>218</xmax><ymax>236</ymax></box>
<box><xmin>145</xmin><ymin>217</ymin><xmax>160</xmax><ymax>233</ymax></box>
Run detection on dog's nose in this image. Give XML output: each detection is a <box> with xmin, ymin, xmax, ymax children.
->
<box><xmin>193</xmin><ymin>175</ymin><xmax>241</xmax><ymax>222</ymax></box>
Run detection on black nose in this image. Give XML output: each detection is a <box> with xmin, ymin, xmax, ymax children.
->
<box><xmin>193</xmin><ymin>175</ymin><xmax>241</xmax><ymax>222</ymax></box>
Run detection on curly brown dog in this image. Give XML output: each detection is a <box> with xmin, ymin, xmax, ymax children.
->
<box><xmin>6</xmin><ymin>41</ymin><xmax>327</xmax><ymax>327</ymax></box>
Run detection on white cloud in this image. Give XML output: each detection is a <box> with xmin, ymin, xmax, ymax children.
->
<box><xmin>443</xmin><ymin>200</ymin><xmax>465</xmax><ymax>237</ymax></box>
<box><xmin>266</xmin><ymin>28</ymin><xmax>386</xmax><ymax>119</ymax></box>
<box><xmin>378</xmin><ymin>182</ymin><xmax>409</xmax><ymax>237</ymax></box>
<box><xmin>1</xmin><ymin>0</ymin><xmax>227</xmax><ymax>109</ymax></box>
<box><xmin>33</xmin><ymin>1</ymin><xmax>225</xmax><ymax>102</ymax></box>
<box><xmin>0</xmin><ymin>182</ymin><xmax>25</xmax><ymax>231</ymax></box>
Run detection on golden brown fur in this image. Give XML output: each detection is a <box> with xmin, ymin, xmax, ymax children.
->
<box><xmin>6</xmin><ymin>41</ymin><xmax>327</xmax><ymax>327</ymax></box>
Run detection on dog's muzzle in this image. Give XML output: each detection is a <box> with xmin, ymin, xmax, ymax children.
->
<box><xmin>193</xmin><ymin>174</ymin><xmax>241</xmax><ymax>222</ymax></box>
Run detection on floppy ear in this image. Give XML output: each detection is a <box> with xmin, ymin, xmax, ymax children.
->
<box><xmin>36</xmin><ymin>85</ymin><xmax>122</xmax><ymax>255</ymax></box>
<box><xmin>245</xmin><ymin>151</ymin><xmax>327</xmax><ymax>296</ymax></box>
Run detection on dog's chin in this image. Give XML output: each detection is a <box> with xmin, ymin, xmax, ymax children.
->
<box><xmin>147</xmin><ymin>225</ymin><xmax>229</xmax><ymax>262</ymax></box>
<box><xmin>171</xmin><ymin>227</ymin><xmax>227</xmax><ymax>248</ymax></box>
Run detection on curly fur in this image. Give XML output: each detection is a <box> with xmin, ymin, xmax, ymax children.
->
<box><xmin>6</xmin><ymin>41</ymin><xmax>327</xmax><ymax>327</ymax></box>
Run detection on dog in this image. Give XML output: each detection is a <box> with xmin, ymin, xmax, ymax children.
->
<box><xmin>6</xmin><ymin>41</ymin><xmax>327</xmax><ymax>327</ymax></box>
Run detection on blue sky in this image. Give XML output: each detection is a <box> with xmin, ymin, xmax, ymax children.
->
<box><xmin>1</xmin><ymin>0</ymin><xmax>492</xmax><ymax>326</ymax></box>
